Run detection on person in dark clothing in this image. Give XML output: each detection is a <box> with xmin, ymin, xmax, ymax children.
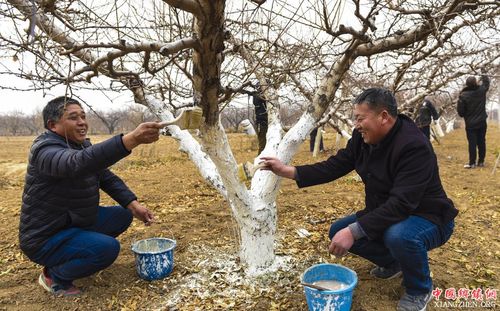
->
<box><xmin>19</xmin><ymin>96</ymin><xmax>163</xmax><ymax>296</ymax></box>
<box><xmin>415</xmin><ymin>99</ymin><xmax>440</xmax><ymax>139</ymax></box>
<box><xmin>457</xmin><ymin>75</ymin><xmax>490</xmax><ymax>168</ymax></box>
<box><xmin>309</xmin><ymin>127</ymin><xmax>324</xmax><ymax>152</ymax></box>
<box><xmin>261</xmin><ymin>88</ymin><xmax>458</xmax><ymax>311</ymax></box>
<box><xmin>252</xmin><ymin>85</ymin><xmax>268</xmax><ymax>154</ymax></box>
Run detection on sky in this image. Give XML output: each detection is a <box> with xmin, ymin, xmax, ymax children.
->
<box><xmin>0</xmin><ymin>58</ymin><xmax>136</xmax><ymax>114</ymax></box>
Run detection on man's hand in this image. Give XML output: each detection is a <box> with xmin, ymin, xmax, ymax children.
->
<box><xmin>122</xmin><ymin>122</ymin><xmax>164</xmax><ymax>151</ymax></box>
<box><xmin>127</xmin><ymin>200</ymin><xmax>155</xmax><ymax>226</ymax></box>
<box><xmin>329</xmin><ymin>227</ymin><xmax>354</xmax><ymax>257</ymax></box>
<box><xmin>260</xmin><ymin>156</ymin><xmax>296</xmax><ymax>179</ymax></box>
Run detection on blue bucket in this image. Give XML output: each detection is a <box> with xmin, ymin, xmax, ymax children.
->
<box><xmin>131</xmin><ymin>238</ymin><xmax>176</xmax><ymax>281</ymax></box>
<box><xmin>302</xmin><ymin>263</ymin><xmax>358</xmax><ymax>311</ymax></box>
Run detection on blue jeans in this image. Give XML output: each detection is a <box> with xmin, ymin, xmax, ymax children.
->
<box><xmin>329</xmin><ymin>214</ymin><xmax>454</xmax><ymax>296</ymax></box>
<box><xmin>31</xmin><ymin>206</ymin><xmax>133</xmax><ymax>287</ymax></box>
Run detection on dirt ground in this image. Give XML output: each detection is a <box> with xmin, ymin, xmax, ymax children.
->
<box><xmin>0</xmin><ymin>124</ymin><xmax>498</xmax><ymax>311</ymax></box>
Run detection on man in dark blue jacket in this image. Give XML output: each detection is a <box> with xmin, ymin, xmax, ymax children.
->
<box><xmin>457</xmin><ymin>75</ymin><xmax>490</xmax><ymax>168</ymax></box>
<box><xmin>19</xmin><ymin>96</ymin><xmax>163</xmax><ymax>296</ymax></box>
<box><xmin>261</xmin><ymin>88</ymin><xmax>458</xmax><ymax>311</ymax></box>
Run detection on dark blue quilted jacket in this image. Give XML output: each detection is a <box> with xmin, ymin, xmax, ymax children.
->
<box><xmin>19</xmin><ymin>131</ymin><xmax>136</xmax><ymax>258</ymax></box>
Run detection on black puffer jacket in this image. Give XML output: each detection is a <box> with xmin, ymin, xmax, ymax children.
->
<box><xmin>457</xmin><ymin>75</ymin><xmax>490</xmax><ymax>129</ymax></box>
<box><xmin>19</xmin><ymin>131</ymin><xmax>137</xmax><ymax>258</ymax></box>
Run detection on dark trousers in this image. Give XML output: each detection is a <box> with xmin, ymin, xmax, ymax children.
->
<box><xmin>329</xmin><ymin>214</ymin><xmax>454</xmax><ymax>296</ymax></box>
<box><xmin>309</xmin><ymin>128</ymin><xmax>324</xmax><ymax>152</ymax></box>
<box><xmin>30</xmin><ymin>206</ymin><xmax>133</xmax><ymax>286</ymax></box>
<box><xmin>466</xmin><ymin>124</ymin><xmax>487</xmax><ymax>165</ymax></box>
<box><xmin>256</xmin><ymin>123</ymin><xmax>268</xmax><ymax>154</ymax></box>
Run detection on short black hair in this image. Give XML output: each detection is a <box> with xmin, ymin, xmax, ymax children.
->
<box><xmin>353</xmin><ymin>88</ymin><xmax>398</xmax><ymax>117</ymax></box>
<box><xmin>42</xmin><ymin>96</ymin><xmax>82</xmax><ymax>129</ymax></box>
<box><xmin>466</xmin><ymin>76</ymin><xmax>477</xmax><ymax>88</ymax></box>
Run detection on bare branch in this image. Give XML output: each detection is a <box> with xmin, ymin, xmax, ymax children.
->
<box><xmin>162</xmin><ymin>0</ymin><xmax>202</xmax><ymax>18</ymax></box>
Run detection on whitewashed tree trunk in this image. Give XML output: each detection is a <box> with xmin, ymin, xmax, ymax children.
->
<box><xmin>443</xmin><ymin>117</ymin><xmax>456</xmax><ymax>134</ymax></box>
<box><xmin>238</xmin><ymin>199</ymin><xmax>277</xmax><ymax>275</ymax></box>
<box><xmin>312</xmin><ymin>126</ymin><xmax>323</xmax><ymax>157</ymax></box>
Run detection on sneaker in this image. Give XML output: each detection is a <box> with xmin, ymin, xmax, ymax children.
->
<box><xmin>370</xmin><ymin>263</ymin><xmax>402</xmax><ymax>280</ymax></box>
<box><xmin>397</xmin><ymin>292</ymin><xmax>432</xmax><ymax>311</ymax></box>
<box><xmin>477</xmin><ymin>162</ymin><xmax>485</xmax><ymax>167</ymax></box>
<box><xmin>38</xmin><ymin>268</ymin><xmax>81</xmax><ymax>297</ymax></box>
<box><xmin>463</xmin><ymin>164</ymin><xmax>476</xmax><ymax>169</ymax></box>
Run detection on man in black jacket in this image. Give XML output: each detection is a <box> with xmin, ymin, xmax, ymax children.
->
<box><xmin>253</xmin><ymin>85</ymin><xmax>268</xmax><ymax>154</ymax></box>
<box><xmin>261</xmin><ymin>88</ymin><xmax>458</xmax><ymax>311</ymax></box>
<box><xmin>20</xmin><ymin>96</ymin><xmax>163</xmax><ymax>296</ymax></box>
<box><xmin>457</xmin><ymin>75</ymin><xmax>490</xmax><ymax>168</ymax></box>
<box><xmin>415</xmin><ymin>98</ymin><xmax>440</xmax><ymax>139</ymax></box>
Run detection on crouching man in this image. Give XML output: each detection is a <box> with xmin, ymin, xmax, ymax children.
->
<box><xmin>261</xmin><ymin>88</ymin><xmax>458</xmax><ymax>311</ymax></box>
<box><xmin>19</xmin><ymin>96</ymin><xmax>162</xmax><ymax>296</ymax></box>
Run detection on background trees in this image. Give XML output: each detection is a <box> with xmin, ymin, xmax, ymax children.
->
<box><xmin>1</xmin><ymin>0</ymin><xmax>498</xmax><ymax>273</ymax></box>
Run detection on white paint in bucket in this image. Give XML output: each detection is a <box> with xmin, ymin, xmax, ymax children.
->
<box><xmin>313</xmin><ymin>280</ymin><xmax>348</xmax><ymax>291</ymax></box>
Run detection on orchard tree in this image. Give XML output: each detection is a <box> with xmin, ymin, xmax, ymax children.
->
<box><xmin>1</xmin><ymin>0</ymin><xmax>498</xmax><ymax>274</ymax></box>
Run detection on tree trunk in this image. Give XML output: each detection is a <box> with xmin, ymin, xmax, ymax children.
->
<box><xmin>237</xmin><ymin>199</ymin><xmax>277</xmax><ymax>275</ymax></box>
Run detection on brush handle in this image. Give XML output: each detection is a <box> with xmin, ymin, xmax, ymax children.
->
<box><xmin>248</xmin><ymin>162</ymin><xmax>266</xmax><ymax>176</ymax></box>
<box><xmin>158</xmin><ymin>113</ymin><xmax>182</xmax><ymax>127</ymax></box>
<box><xmin>301</xmin><ymin>282</ymin><xmax>332</xmax><ymax>291</ymax></box>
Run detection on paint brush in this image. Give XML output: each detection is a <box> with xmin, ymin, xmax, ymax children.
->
<box><xmin>159</xmin><ymin>107</ymin><xmax>203</xmax><ymax>130</ymax></box>
<box><xmin>237</xmin><ymin>161</ymin><xmax>265</xmax><ymax>182</ymax></box>
<box><xmin>300</xmin><ymin>282</ymin><xmax>332</xmax><ymax>291</ymax></box>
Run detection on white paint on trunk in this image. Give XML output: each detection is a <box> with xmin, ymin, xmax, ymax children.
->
<box><xmin>445</xmin><ymin>118</ymin><xmax>455</xmax><ymax>133</ymax></box>
<box><xmin>280</xmin><ymin>113</ymin><xmax>316</xmax><ymax>163</ymax></box>
<box><xmin>238</xmin><ymin>198</ymin><xmax>277</xmax><ymax>276</ymax></box>
<box><xmin>144</xmin><ymin>98</ymin><xmax>280</xmax><ymax>274</ymax></box>
<box><xmin>432</xmin><ymin>119</ymin><xmax>445</xmax><ymax>137</ymax></box>
<box><xmin>199</xmin><ymin>123</ymin><xmax>280</xmax><ymax>273</ymax></box>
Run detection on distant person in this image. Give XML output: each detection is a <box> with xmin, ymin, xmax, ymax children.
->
<box><xmin>261</xmin><ymin>88</ymin><xmax>458</xmax><ymax>311</ymax></box>
<box><xmin>251</xmin><ymin>83</ymin><xmax>268</xmax><ymax>154</ymax></box>
<box><xmin>457</xmin><ymin>75</ymin><xmax>490</xmax><ymax>168</ymax></box>
<box><xmin>19</xmin><ymin>96</ymin><xmax>162</xmax><ymax>296</ymax></box>
<box><xmin>414</xmin><ymin>99</ymin><xmax>440</xmax><ymax>139</ymax></box>
<box><xmin>309</xmin><ymin>127</ymin><xmax>324</xmax><ymax>152</ymax></box>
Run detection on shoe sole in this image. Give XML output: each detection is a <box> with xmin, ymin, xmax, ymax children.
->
<box><xmin>370</xmin><ymin>269</ymin><xmax>403</xmax><ymax>280</ymax></box>
<box><xmin>38</xmin><ymin>273</ymin><xmax>53</xmax><ymax>293</ymax></box>
<box><xmin>38</xmin><ymin>273</ymin><xmax>81</xmax><ymax>297</ymax></box>
<box><xmin>57</xmin><ymin>288</ymin><xmax>82</xmax><ymax>297</ymax></box>
<box><xmin>418</xmin><ymin>294</ymin><xmax>433</xmax><ymax>311</ymax></box>
<box><xmin>397</xmin><ymin>293</ymin><xmax>433</xmax><ymax>311</ymax></box>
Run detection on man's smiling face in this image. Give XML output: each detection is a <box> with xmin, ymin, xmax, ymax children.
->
<box><xmin>49</xmin><ymin>104</ymin><xmax>88</xmax><ymax>144</ymax></box>
<box><xmin>353</xmin><ymin>103</ymin><xmax>389</xmax><ymax>145</ymax></box>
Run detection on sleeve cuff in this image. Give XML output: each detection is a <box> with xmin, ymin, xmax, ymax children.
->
<box><xmin>119</xmin><ymin>134</ymin><xmax>132</xmax><ymax>154</ymax></box>
<box><xmin>348</xmin><ymin>222</ymin><xmax>367</xmax><ymax>240</ymax></box>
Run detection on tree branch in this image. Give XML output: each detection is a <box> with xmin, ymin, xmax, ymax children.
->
<box><xmin>162</xmin><ymin>0</ymin><xmax>202</xmax><ymax>18</ymax></box>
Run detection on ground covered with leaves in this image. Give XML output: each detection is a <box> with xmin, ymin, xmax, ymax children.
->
<box><xmin>0</xmin><ymin>125</ymin><xmax>499</xmax><ymax>310</ymax></box>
